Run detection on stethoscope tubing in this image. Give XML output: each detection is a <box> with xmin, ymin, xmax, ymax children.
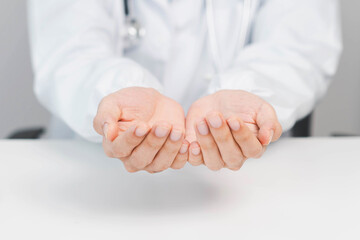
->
<box><xmin>123</xmin><ymin>0</ymin><xmax>131</xmax><ymax>17</ymax></box>
<box><xmin>123</xmin><ymin>0</ymin><xmax>252</xmax><ymax>75</ymax></box>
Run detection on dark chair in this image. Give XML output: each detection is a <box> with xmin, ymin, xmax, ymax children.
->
<box><xmin>292</xmin><ymin>114</ymin><xmax>312</xmax><ymax>137</ymax></box>
<box><xmin>7</xmin><ymin>127</ymin><xmax>45</xmax><ymax>139</ymax></box>
<box><xmin>7</xmin><ymin>115</ymin><xmax>313</xmax><ymax>139</ymax></box>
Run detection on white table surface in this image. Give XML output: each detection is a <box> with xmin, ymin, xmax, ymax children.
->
<box><xmin>0</xmin><ymin>138</ymin><xmax>359</xmax><ymax>240</ymax></box>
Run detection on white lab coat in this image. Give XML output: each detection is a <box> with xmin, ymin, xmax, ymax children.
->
<box><xmin>28</xmin><ymin>0</ymin><xmax>342</xmax><ymax>142</ymax></box>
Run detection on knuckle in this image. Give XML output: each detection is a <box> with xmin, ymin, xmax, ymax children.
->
<box><xmin>240</xmin><ymin>133</ymin><xmax>252</xmax><ymax>142</ymax></box>
<box><xmin>144</xmin><ymin>139</ymin><xmax>162</xmax><ymax>150</ymax></box>
<box><xmin>226</xmin><ymin>155</ymin><xmax>243</xmax><ymax>165</ymax></box>
<box><xmin>189</xmin><ymin>159</ymin><xmax>202</xmax><ymax>166</ymax></box>
<box><xmin>268</xmin><ymin>120</ymin><xmax>277</xmax><ymax>129</ymax></box>
<box><xmin>207</xmin><ymin>161</ymin><xmax>224</xmax><ymax>171</ymax></box>
<box><xmin>214</xmin><ymin>132</ymin><xmax>231</xmax><ymax>143</ymax></box>
<box><xmin>254</xmin><ymin>149</ymin><xmax>265</xmax><ymax>159</ymax></box>
<box><xmin>162</xmin><ymin>142</ymin><xmax>180</xmax><ymax>155</ymax></box>
<box><xmin>226</xmin><ymin>160</ymin><xmax>244</xmax><ymax>171</ymax></box>
<box><xmin>152</xmin><ymin>162</ymin><xmax>171</xmax><ymax>172</ymax></box>
<box><xmin>207</xmin><ymin>165</ymin><xmax>223</xmax><ymax>171</ymax></box>
<box><xmin>173</xmin><ymin>154</ymin><xmax>186</xmax><ymax>164</ymax></box>
<box><xmin>124</xmin><ymin>164</ymin><xmax>138</xmax><ymax>173</ymax></box>
<box><xmin>228</xmin><ymin>164</ymin><xmax>242</xmax><ymax>171</ymax></box>
<box><xmin>200</xmin><ymin>140</ymin><xmax>217</xmax><ymax>152</ymax></box>
<box><xmin>112</xmin><ymin>148</ymin><xmax>131</xmax><ymax>158</ymax></box>
<box><xmin>129</xmin><ymin>155</ymin><xmax>148</xmax><ymax>169</ymax></box>
<box><xmin>247</xmin><ymin>146</ymin><xmax>263</xmax><ymax>158</ymax></box>
<box><xmin>171</xmin><ymin>160</ymin><xmax>185</xmax><ymax>169</ymax></box>
<box><xmin>235</xmin><ymin>133</ymin><xmax>250</xmax><ymax>144</ymax></box>
<box><xmin>104</xmin><ymin>150</ymin><xmax>114</xmax><ymax>158</ymax></box>
<box><xmin>102</xmin><ymin>143</ymin><xmax>114</xmax><ymax>158</ymax></box>
<box><xmin>124</xmin><ymin>135</ymin><xmax>136</xmax><ymax>145</ymax></box>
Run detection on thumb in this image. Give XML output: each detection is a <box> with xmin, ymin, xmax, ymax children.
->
<box><xmin>256</xmin><ymin>104</ymin><xmax>282</xmax><ymax>145</ymax></box>
<box><xmin>93</xmin><ymin>97</ymin><xmax>122</xmax><ymax>142</ymax></box>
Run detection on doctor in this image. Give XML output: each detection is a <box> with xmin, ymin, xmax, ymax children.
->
<box><xmin>28</xmin><ymin>0</ymin><xmax>342</xmax><ymax>173</ymax></box>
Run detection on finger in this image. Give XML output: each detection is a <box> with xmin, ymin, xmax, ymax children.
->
<box><xmin>109</xmin><ymin>122</ymin><xmax>151</xmax><ymax>159</ymax></box>
<box><xmin>128</xmin><ymin>122</ymin><xmax>171</xmax><ymax>170</ymax></box>
<box><xmin>188</xmin><ymin>141</ymin><xmax>203</xmax><ymax>166</ymax></box>
<box><xmin>102</xmin><ymin>135</ymin><xmax>115</xmax><ymax>158</ymax></box>
<box><xmin>256</xmin><ymin>104</ymin><xmax>282</xmax><ymax>145</ymax></box>
<box><xmin>122</xmin><ymin>160</ymin><xmax>139</xmax><ymax>173</ymax></box>
<box><xmin>185</xmin><ymin>105</ymin><xmax>203</xmax><ymax>144</ymax></box>
<box><xmin>185</xmin><ymin>125</ymin><xmax>197</xmax><ymax>145</ymax></box>
<box><xmin>145</xmin><ymin>127</ymin><xmax>184</xmax><ymax>172</ymax></box>
<box><xmin>117</xmin><ymin>121</ymin><xmax>140</xmax><ymax>132</ymax></box>
<box><xmin>93</xmin><ymin>95</ymin><xmax>124</xmax><ymax>141</ymax></box>
<box><xmin>103</xmin><ymin>136</ymin><xmax>139</xmax><ymax>173</ymax></box>
<box><xmin>256</xmin><ymin>145</ymin><xmax>267</xmax><ymax>159</ymax></box>
<box><xmin>245</xmin><ymin>123</ymin><xmax>260</xmax><ymax>136</ymax></box>
<box><xmin>227</xmin><ymin>117</ymin><xmax>264</xmax><ymax>159</ymax></box>
<box><xmin>171</xmin><ymin>140</ymin><xmax>190</xmax><ymax>170</ymax></box>
<box><xmin>206</xmin><ymin>112</ymin><xmax>245</xmax><ymax>170</ymax></box>
<box><xmin>195</xmin><ymin>120</ymin><xmax>224</xmax><ymax>171</ymax></box>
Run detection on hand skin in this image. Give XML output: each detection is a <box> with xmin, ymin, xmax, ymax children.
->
<box><xmin>93</xmin><ymin>87</ymin><xmax>189</xmax><ymax>173</ymax></box>
<box><xmin>94</xmin><ymin>88</ymin><xmax>282</xmax><ymax>173</ymax></box>
<box><xmin>186</xmin><ymin>90</ymin><xmax>282</xmax><ymax>171</ymax></box>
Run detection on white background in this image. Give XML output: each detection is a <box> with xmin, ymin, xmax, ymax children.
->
<box><xmin>0</xmin><ymin>0</ymin><xmax>359</xmax><ymax>138</ymax></box>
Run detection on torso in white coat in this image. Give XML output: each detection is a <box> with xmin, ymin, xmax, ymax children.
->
<box><xmin>123</xmin><ymin>0</ymin><xmax>257</xmax><ymax>110</ymax></box>
<box><xmin>28</xmin><ymin>0</ymin><xmax>342</xmax><ymax>141</ymax></box>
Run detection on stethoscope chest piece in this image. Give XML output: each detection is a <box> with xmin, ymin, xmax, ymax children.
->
<box><xmin>124</xmin><ymin>18</ymin><xmax>146</xmax><ymax>48</ymax></box>
<box><xmin>123</xmin><ymin>0</ymin><xmax>146</xmax><ymax>49</ymax></box>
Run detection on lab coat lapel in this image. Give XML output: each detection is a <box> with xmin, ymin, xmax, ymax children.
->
<box><xmin>162</xmin><ymin>0</ymin><xmax>207</xmax><ymax>102</ymax></box>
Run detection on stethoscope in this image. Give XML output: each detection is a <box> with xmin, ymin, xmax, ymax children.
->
<box><xmin>123</xmin><ymin>0</ymin><xmax>146</xmax><ymax>49</ymax></box>
<box><xmin>123</xmin><ymin>0</ymin><xmax>252</xmax><ymax>73</ymax></box>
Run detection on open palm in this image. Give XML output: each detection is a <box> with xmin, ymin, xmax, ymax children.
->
<box><xmin>93</xmin><ymin>87</ymin><xmax>187</xmax><ymax>173</ymax></box>
<box><xmin>186</xmin><ymin>90</ymin><xmax>282</xmax><ymax>145</ymax></box>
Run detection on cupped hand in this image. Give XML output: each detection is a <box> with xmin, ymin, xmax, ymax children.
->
<box><xmin>186</xmin><ymin>90</ymin><xmax>282</xmax><ymax>171</ymax></box>
<box><xmin>93</xmin><ymin>87</ymin><xmax>189</xmax><ymax>173</ymax></box>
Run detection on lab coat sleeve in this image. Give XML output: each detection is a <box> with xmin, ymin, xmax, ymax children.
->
<box><xmin>208</xmin><ymin>0</ymin><xmax>342</xmax><ymax>132</ymax></box>
<box><xmin>28</xmin><ymin>0</ymin><xmax>163</xmax><ymax>142</ymax></box>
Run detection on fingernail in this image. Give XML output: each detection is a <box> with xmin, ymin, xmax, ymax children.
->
<box><xmin>191</xmin><ymin>147</ymin><xmax>201</xmax><ymax>156</ymax></box>
<box><xmin>135</xmin><ymin>125</ymin><xmax>148</xmax><ymax>137</ymax></box>
<box><xmin>267</xmin><ymin>130</ymin><xmax>274</xmax><ymax>145</ymax></box>
<box><xmin>103</xmin><ymin>123</ymin><xmax>108</xmax><ymax>139</ymax></box>
<box><xmin>155</xmin><ymin>126</ymin><xmax>170</xmax><ymax>138</ymax></box>
<box><xmin>197</xmin><ymin>121</ymin><xmax>209</xmax><ymax>135</ymax></box>
<box><xmin>170</xmin><ymin>130</ymin><xmax>182</xmax><ymax>142</ymax></box>
<box><xmin>179</xmin><ymin>143</ymin><xmax>188</xmax><ymax>154</ymax></box>
<box><xmin>208</xmin><ymin>114</ymin><xmax>222</xmax><ymax>128</ymax></box>
<box><xmin>228</xmin><ymin>119</ymin><xmax>240</xmax><ymax>131</ymax></box>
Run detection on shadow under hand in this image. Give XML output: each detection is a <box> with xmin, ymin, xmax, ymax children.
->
<box><xmin>50</xmin><ymin>169</ymin><xmax>218</xmax><ymax>216</ymax></box>
<box><xmin>23</xmin><ymin>142</ymin><xmax>220</xmax><ymax>217</ymax></box>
